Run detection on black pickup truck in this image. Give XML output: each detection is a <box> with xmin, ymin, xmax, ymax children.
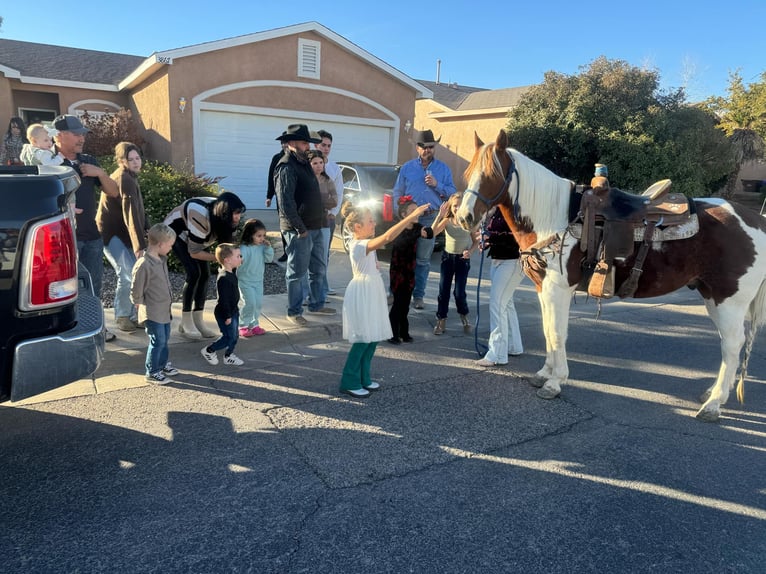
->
<box><xmin>0</xmin><ymin>165</ymin><xmax>104</xmax><ymax>402</ymax></box>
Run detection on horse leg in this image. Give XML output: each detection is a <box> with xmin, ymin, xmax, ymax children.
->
<box><xmin>696</xmin><ymin>299</ymin><xmax>747</xmax><ymax>422</ymax></box>
<box><xmin>534</xmin><ymin>281</ymin><xmax>572</xmax><ymax>399</ymax></box>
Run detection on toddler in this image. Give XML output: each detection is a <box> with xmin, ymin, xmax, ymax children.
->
<box><xmin>201</xmin><ymin>243</ymin><xmax>245</xmax><ymax>366</ymax></box>
<box><xmin>238</xmin><ymin>218</ymin><xmax>275</xmax><ymax>337</ymax></box>
<box><xmin>130</xmin><ymin>223</ymin><xmax>179</xmax><ymax>384</ymax></box>
<box><xmin>20</xmin><ymin>124</ymin><xmax>64</xmax><ymax>166</ymax></box>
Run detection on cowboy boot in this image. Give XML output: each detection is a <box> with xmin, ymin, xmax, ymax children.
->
<box><xmin>178</xmin><ymin>311</ymin><xmax>202</xmax><ymax>340</ymax></box>
<box><xmin>433</xmin><ymin>318</ymin><xmax>446</xmax><ymax>335</ymax></box>
<box><xmin>192</xmin><ymin>310</ymin><xmax>218</xmax><ymax>338</ymax></box>
<box><xmin>460</xmin><ymin>314</ymin><xmax>472</xmax><ymax>334</ymax></box>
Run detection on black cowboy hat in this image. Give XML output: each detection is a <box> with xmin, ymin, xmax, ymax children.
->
<box><xmin>277</xmin><ymin>124</ymin><xmax>321</xmax><ymax>144</ymax></box>
<box><xmin>416</xmin><ymin>129</ymin><xmax>441</xmax><ymax>146</ymax></box>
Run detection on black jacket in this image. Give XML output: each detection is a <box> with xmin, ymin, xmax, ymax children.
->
<box><xmin>274</xmin><ymin>149</ymin><xmax>323</xmax><ymax>233</ymax></box>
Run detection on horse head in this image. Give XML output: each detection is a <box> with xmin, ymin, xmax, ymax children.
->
<box><xmin>457</xmin><ymin>130</ymin><xmax>515</xmax><ymax>231</ymax></box>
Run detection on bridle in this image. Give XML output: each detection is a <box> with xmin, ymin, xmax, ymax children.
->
<box><xmin>464</xmin><ymin>148</ymin><xmax>520</xmax><ymax>221</ymax></box>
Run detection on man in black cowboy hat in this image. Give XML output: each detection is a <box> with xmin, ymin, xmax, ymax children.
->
<box><xmin>393</xmin><ymin>129</ymin><xmax>456</xmax><ymax>309</ymax></box>
<box><xmin>274</xmin><ymin>124</ymin><xmax>336</xmax><ymax>325</ymax></box>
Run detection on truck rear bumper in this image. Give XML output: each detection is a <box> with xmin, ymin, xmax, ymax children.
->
<box><xmin>10</xmin><ymin>270</ymin><xmax>106</xmax><ymax>402</ymax></box>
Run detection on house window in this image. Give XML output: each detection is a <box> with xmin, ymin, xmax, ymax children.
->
<box><xmin>298</xmin><ymin>38</ymin><xmax>321</xmax><ymax>80</ymax></box>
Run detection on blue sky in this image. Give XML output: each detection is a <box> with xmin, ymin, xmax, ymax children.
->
<box><xmin>2</xmin><ymin>1</ymin><xmax>763</xmax><ymax>101</ymax></box>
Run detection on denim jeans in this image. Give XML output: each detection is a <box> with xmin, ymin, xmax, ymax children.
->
<box><xmin>284</xmin><ymin>229</ymin><xmax>327</xmax><ymax>316</ymax></box>
<box><xmin>103</xmin><ymin>236</ymin><xmax>137</xmax><ymax>320</ymax></box>
<box><xmin>436</xmin><ymin>252</ymin><xmax>470</xmax><ymax>319</ymax></box>
<box><xmin>144</xmin><ymin>320</ymin><xmax>170</xmax><ymax>375</ymax></box>
<box><xmin>78</xmin><ymin>236</ymin><xmax>104</xmax><ymax>298</ymax></box>
<box><xmin>413</xmin><ymin>213</ymin><xmax>437</xmax><ymax>300</ymax></box>
<box><xmin>321</xmin><ymin>226</ymin><xmax>332</xmax><ymax>296</ymax></box>
<box><xmin>208</xmin><ymin>311</ymin><xmax>239</xmax><ymax>355</ymax></box>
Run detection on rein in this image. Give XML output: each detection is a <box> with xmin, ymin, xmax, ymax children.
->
<box><xmin>464</xmin><ymin>149</ymin><xmax>520</xmax><ymax>221</ymax></box>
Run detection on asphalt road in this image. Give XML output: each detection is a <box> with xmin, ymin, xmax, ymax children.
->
<box><xmin>1</xmin><ymin>242</ymin><xmax>765</xmax><ymax>573</ymax></box>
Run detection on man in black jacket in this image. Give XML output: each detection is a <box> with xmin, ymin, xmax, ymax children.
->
<box><xmin>274</xmin><ymin>124</ymin><xmax>335</xmax><ymax>325</ymax></box>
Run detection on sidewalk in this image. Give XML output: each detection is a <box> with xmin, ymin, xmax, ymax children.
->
<box><xmin>16</xmin><ymin>209</ymin><xmax>530</xmax><ymax>405</ymax></box>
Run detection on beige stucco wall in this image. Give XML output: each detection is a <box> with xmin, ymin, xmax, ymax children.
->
<box><xmin>157</xmin><ymin>31</ymin><xmax>416</xmax><ymax>169</ymax></box>
<box><xmin>130</xmin><ymin>71</ymin><xmax>172</xmax><ymax>163</ymax></box>
<box><xmin>415</xmin><ymin>99</ymin><xmax>510</xmax><ymax>190</ymax></box>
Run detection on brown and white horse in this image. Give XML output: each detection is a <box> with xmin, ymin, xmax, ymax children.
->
<box><xmin>457</xmin><ymin>131</ymin><xmax>766</xmax><ymax>422</ymax></box>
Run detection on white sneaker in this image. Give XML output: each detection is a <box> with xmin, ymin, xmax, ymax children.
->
<box><xmin>223</xmin><ymin>353</ymin><xmax>244</xmax><ymax>366</ymax></box>
<box><xmin>200</xmin><ymin>346</ymin><xmax>218</xmax><ymax>365</ymax></box>
<box><xmin>146</xmin><ymin>371</ymin><xmax>171</xmax><ymax>384</ymax></box>
<box><xmin>162</xmin><ymin>363</ymin><xmax>180</xmax><ymax>376</ymax></box>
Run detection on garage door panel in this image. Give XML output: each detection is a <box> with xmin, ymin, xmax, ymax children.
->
<box><xmin>196</xmin><ymin>110</ymin><xmax>392</xmax><ymax>209</ymax></box>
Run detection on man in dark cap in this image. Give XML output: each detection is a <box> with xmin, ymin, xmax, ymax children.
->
<box><xmin>54</xmin><ymin>114</ymin><xmax>119</xmax><ymax>340</ymax></box>
<box><xmin>392</xmin><ymin>129</ymin><xmax>456</xmax><ymax>309</ymax></box>
<box><xmin>274</xmin><ymin>124</ymin><xmax>335</xmax><ymax>325</ymax></box>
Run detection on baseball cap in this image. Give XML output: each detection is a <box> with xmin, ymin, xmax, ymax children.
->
<box><xmin>52</xmin><ymin>114</ymin><xmax>90</xmax><ymax>135</ymax></box>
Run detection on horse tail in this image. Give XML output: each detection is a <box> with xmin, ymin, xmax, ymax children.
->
<box><xmin>736</xmin><ymin>278</ymin><xmax>766</xmax><ymax>403</ymax></box>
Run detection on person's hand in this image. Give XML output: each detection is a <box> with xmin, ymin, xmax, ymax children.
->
<box><xmin>462</xmin><ymin>249</ymin><xmax>471</xmax><ymax>259</ymax></box>
<box><xmin>438</xmin><ymin>201</ymin><xmax>450</xmax><ymax>217</ymax></box>
<box><xmin>134</xmin><ymin>249</ymin><xmax>144</xmax><ymax>259</ymax></box>
<box><xmin>265</xmin><ymin>198</ymin><xmax>272</xmax><ymax>207</ymax></box>
<box><xmin>78</xmin><ymin>163</ymin><xmax>103</xmax><ymax>178</ymax></box>
<box><xmin>225</xmin><ymin>318</ymin><xmax>231</xmax><ymax>326</ymax></box>
<box><xmin>299</xmin><ymin>231</ymin><xmax>308</xmax><ymax>238</ymax></box>
<box><xmin>409</xmin><ymin>204</ymin><xmax>430</xmax><ymax>220</ymax></box>
<box><xmin>425</xmin><ymin>173</ymin><xmax>436</xmax><ymax>188</ymax></box>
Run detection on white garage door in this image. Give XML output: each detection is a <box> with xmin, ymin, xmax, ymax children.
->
<box><xmin>195</xmin><ymin>110</ymin><xmax>394</xmax><ymax>210</ymax></box>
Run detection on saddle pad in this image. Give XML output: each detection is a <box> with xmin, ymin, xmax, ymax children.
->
<box><xmin>568</xmin><ymin>214</ymin><xmax>699</xmax><ymax>243</ymax></box>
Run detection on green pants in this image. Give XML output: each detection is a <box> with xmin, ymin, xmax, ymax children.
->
<box><xmin>340</xmin><ymin>342</ymin><xmax>378</xmax><ymax>391</ymax></box>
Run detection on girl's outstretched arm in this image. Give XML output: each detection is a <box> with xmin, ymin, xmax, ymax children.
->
<box><xmin>366</xmin><ymin>204</ymin><xmax>430</xmax><ymax>253</ymax></box>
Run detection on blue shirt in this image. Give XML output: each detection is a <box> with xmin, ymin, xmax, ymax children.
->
<box><xmin>393</xmin><ymin>157</ymin><xmax>456</xmax><ymax>211</ymax></box>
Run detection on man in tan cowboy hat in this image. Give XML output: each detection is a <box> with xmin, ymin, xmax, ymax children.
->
<box><xmin>392</xmin><ymin>129</ymin><xmax>456</xmax><ymax>309</ymax></box>
<box><xmin>274</xmin><ymin>124</ymin><xmax>336</xmax><ymax>325</ymax></box>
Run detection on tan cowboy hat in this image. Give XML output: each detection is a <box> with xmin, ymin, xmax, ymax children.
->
<box><xmin>416</xmin><ymin>129</ymin><xmax>441</xmax><ymax>146</ymax></box>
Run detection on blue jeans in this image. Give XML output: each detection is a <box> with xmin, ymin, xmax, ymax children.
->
<box><xmin>321</xmin><ymin>226</ymin><xmax>332</xmax><ymax>296</ymax></box>
<box><xmin>78</xmin><ymin>237</ymin><xmax>104</xmax><ymax>298</ymax></box>
<box><xmin>208</xmin><ymin>311</ymin><xmax>239</xmax><ymax>355</ymax></box>
<box><xmin>284</xmin><ymin>229</ymin><xmax>327</xmax><ymax>316</ymax></box>
<box><xmin>144</xmin><ymin>320</ymin><xmax>170</xmax><ymax>375</ymax></box>
<box><xmin>103</xmin><ymin>236</ymin><xmax>137</xmax><ymax>320</ymax></box>
<box><xmin>436</xmin><ymin>252</ymin><xmax>470</xmax><ymax>319</ymax></box>
<box><xmin>413</xmin><ymin>213</ymin><xmax>437</xmax><ymax>300</ymax></box>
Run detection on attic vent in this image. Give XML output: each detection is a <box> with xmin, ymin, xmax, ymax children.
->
<box><xmin>298</xmin><ymin>38</ymin><xmax>321</xmax><ymax>80</ymax></box>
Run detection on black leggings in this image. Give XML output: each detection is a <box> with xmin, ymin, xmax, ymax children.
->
<box><xmin>172</xmin><ymin>237</ymin><xmax>210</xmax><ymax>312</ymax></box>
<box><xmin>389</xmin><ymin>286</ymin><xmax>413</xmax><ymax>339</ymax></box>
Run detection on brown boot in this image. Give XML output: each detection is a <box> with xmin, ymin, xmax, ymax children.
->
<box><xmin>460</xmin><ymin>314</ymin><xmax>471</xmax><ymax>334</ymax></box>
<box><xmin>433</xmin><ymin>317</ymin><xmax>446</xmax><ymax>335</ymax></box>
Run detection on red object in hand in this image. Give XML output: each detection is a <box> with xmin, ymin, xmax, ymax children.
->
<box><xmin>383</xmin><ymin>194</ymin><xmax>394</xmax><ymax>222</ymax></box>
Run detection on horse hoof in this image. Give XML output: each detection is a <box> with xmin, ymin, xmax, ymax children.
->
<box><xmin>536</xmin><ymin>386</ymin><xmax>560</xmax><ymax>400</ymax></box>
<box><xmin>529</xmin><ymin>375</ymin><xmax>546</xmax><ymax>388</ymax></box>
<box><xmin>699</xmin><ymin>390</ymin><xmax>711</xmax><ymax>404</ymax></box>
<box><xmin>695</xmin><ymin>408</ymin><xmax>720</xmax><ymax>423</ymax></box>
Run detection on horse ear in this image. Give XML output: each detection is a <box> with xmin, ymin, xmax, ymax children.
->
<box><xmin>495</xmin><ymin>130</ymin><xmax>509</xmax><ymax>151</ymax></box>
<box><xmin>474</xmin><ymin>132</ymin><xmax>484</xmax><ymax>149</ymax></box>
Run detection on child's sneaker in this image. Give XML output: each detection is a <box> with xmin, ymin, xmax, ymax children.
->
<box><xmin>162</xmin><ymin>363</ymin><xmax>179</xmax><ymax>376</ymax></box>
<box><xmin>223</xmin><ymin>353</ymin><xmax>244</xmax><ymax>366</ymax></box>
<box><xmin>200</xmin><ymin>346</ymin><xmax>219</xmax><ymax>365</ymax></box>
<box><xmin>251</xmin><ymin>326</ymin><xmax>266</xmax><ymax>336</ymax></box>
<box><xmin>239</xmin><ymin>326</ymin><xmax>253</xmax><ymax>338</ymax></box>
<box><xmin>146</xmin><ymin>371</ymin><xmax>171</xmax><ymax>385</ymax></box>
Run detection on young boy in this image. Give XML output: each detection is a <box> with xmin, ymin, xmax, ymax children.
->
<box><xmin>20</xmin><ymin>124</ymin><xmax>64</xmax><ymax>166</ymax></box>
<box><xmin>130</xmin><ymin>223</ymin><xmax>178</xmax><ymax>384</ymax></box>
<box><xmin>200</xmin><ymin>243</ymin><xmax>245</xmax><ymax>366</ymax></box>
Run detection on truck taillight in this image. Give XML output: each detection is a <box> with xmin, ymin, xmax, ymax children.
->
<box><xmin>382</xmin><ymin>194</ymin><xmax>394</xmax><ymax>222</ymax></box>
<box><xmin>21</xmin><ymin>215</ymin><xmax>78</xmax><ymax>310</ymax></box>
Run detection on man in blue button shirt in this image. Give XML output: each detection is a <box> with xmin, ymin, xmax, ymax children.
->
<box><xmin>393</xmin><ymin>129</ymin><xmax>456</xmax><ymax>309</ymax></box>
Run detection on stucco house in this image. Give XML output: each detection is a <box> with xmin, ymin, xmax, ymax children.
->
<box><xmin>411</xmin><ymin>80</ymin><xmax>531</xmax><ymax>190</ymax></box>
<box><xmin>0</xmin><ymin>22</ymin><xmax>432</xmax><ymax>208</ymax></box>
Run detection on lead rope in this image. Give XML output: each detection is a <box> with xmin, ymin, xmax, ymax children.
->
<box><xmin>474</xmin><ymin>220</ymin><xmax>489</xmax><ymax>357</ymax></box>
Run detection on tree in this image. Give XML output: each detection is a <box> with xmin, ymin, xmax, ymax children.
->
<box><xmin>507</xmin><ymin>57</ymin><xmax>733</xmax><ymax>197</ymax></box>
<box><xmin>701</xmin><ymin>71</ymin><xmax>766</xmax><ymax>198</ymax></box>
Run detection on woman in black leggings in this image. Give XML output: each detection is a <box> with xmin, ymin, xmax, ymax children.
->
<box><xmin>165</xmin><ymin>192</ymin><xmax>246</xmax><ymax>339</ymax></box>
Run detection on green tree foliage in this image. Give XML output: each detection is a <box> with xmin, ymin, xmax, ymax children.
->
<box><xmin>507</xmin><ymin>57</ymin><xmax>733</xmax><ymax>197</ymax></box>
<box><xmin>703</xmin><ymin>71</ymin><xmax>766</xmax><ymax>139</ymax></box>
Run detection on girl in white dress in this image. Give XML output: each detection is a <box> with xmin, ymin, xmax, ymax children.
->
<box><xmin>339</xmin><ymin>200</ymin><xmax>429</xmax><ymax>397</ymax></box>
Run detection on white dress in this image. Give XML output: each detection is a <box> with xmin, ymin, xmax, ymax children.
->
<box><xmin>342</xmin><ymin>239</ymin><xmax>393</xmax><ymax>343</ymax></box>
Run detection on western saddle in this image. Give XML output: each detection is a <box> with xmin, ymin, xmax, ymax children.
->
<box><xmin>574</xmin><ymin>177</ymin><xmax>697</xmax><ymax>298</ymax></box>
